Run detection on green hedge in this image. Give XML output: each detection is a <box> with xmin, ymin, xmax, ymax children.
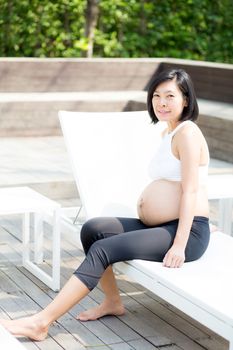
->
<box><xmin>0</xmin><ymin>0</ymin><xmax>232</xmax><ymax>63</ymax></box>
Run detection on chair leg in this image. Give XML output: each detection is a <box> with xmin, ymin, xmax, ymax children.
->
<box><xmin>72</xmin><ymin>205</ymin><xmax>83</xmax><ymax>224</ymax></box>
<box><xmin>219</xmin><ymin>198</ymin><xmax>233</xmax><ymax>235</ymax></box>
<box><xmin>22</xmin><ymin>212</ymin><xmax>30</xmax><ymax>266</ymax></box>
<box><xmin>229</xmin><ymin>336</ymin><xmax>233</xmax><ymax>350</ymax></box>
<box><xmin>33</xmin><ymin>212</ymin><xmax>44</xmax><ymax>264</ymax></box>
<box><xmin>51</xmin><ymin>208</ymin><xmax>61</xmax><ymax>291</ymax></box>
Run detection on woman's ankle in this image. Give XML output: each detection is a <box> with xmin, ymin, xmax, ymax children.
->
<box><xmin>103</xmin><ymin>296</ymin><xmax>123</xmax><ymax>306</ymax></box>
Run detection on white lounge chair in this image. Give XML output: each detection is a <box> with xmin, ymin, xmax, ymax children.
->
<box><xmin>59</xmin><ymin>110</ymin><xmax>233</xmax><ymax>350</ymax></box>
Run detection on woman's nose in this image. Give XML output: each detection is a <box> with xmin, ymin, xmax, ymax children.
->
<box><xmin>159</xmin><ymin>98</ymin><xmax>167</xmax><ymax>106</ymax></box>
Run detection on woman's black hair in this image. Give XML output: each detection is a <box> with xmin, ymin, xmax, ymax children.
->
<box><xmin>147</xmin><ymin>68</ymin><xmax>199</xmax><ymax>123</ymax></box>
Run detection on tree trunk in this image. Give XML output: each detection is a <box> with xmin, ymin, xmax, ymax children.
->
<box><xmin>140</xmin><ymin>0</ymin><xmax>148</xmax><ymax>35</ymax></box>
<box><xmin>84</xmin><ymin>0</ymin><xmax>99</xmax><ymax>58</ymax></box>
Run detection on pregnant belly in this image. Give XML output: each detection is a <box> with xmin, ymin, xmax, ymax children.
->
<box><xmin>137</xmin><ymin>179</ymin><xmax>184</xmax><ymax>226</ymax></box>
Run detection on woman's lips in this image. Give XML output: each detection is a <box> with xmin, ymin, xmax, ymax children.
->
<box><xmin>157</xmin><ymin>110</ymin><xmax>170</xmax><ymax>114</ymax></box>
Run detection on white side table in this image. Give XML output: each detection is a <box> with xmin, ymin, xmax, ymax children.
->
<box><xmin>0</xmin><ymin>186</ymin><xmax>61</xmax><ymax>291</ymax></box>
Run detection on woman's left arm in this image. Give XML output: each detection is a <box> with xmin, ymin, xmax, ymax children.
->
<box><xmin>163</xmin><ymin>127</ymin><xmax>201</xmax><ymax>268</ymax></box>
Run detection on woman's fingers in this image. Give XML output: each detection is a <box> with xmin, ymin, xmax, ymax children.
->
<box><xmin>163</xmin><ymin>249</ymin><xmax>185</xmax><ymax>268</ymax></box>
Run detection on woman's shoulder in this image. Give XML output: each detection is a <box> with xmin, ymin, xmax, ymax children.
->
<box><xmin>178</xmin><ymin>121</ymin><xmax>204</xmax><ymax>138</ymax></box>
<box><xmin>174</xmin><ymin>121</ymin><xmax>205</xmax><ymax>150</ymax></box>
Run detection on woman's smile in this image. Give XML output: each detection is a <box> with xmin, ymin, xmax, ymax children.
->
<box><xmin>156</xmin><ymin>109</ymin><xmax>171</xmax><ymax>119</ymax></box>
<box><xmin>157</xmin><ymin>109</ymin><xmax>170</xmax><ymax>114</ymax></box>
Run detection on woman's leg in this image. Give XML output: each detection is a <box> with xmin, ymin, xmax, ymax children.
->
<box><xmin>0</xmin><ymin>276</ymin><xmax>89</xmax><ymax>341</ymax></box>
<box><xmin>75</xmin><ymin>223</ymin><xmax>174</xmax><ymax>291</ymax></box>
<box><xmin>77</xmin><ymin>216</ymin><xmax>210</xmax><ymax>321</ymax></box>
<box><xmin>77</xmin><ymin>217</ymin><xmax>149</xmax><ymax>321</ymax></box>
<box><xmin>0</xmin><ymin>217</ymin><xmax>147</xmax><ymax>338</ymax></box>
<box><xmin>77</xmin><ymin>266</ymin><xmax>125</xmax><ymax>321</ymax></box>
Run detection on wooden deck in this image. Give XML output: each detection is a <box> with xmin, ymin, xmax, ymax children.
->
<box><xmin>0</xmin><ymin>214</ymin><xmax>229</xmax><ymax>350</ymax></box>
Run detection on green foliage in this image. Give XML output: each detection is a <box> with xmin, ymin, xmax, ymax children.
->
<box><xmin>0</xmin><ymin>0</ymin><xmax>232</xmax><ymax>63</ymax></box>
<box><xmin>0</xmin><ymin>0</ymin><xmax>86</xmax><ymax>57</ymax></box>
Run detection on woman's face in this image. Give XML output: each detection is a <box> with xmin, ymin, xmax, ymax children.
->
<box><xmin>152</xmin><ymin>79</ymin><xmax>187</xmax><ymax>123</ymax></box>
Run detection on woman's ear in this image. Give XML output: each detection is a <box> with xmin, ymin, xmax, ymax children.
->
<box><xmin>184</xmin><ymin>97</ymin><xmax>188</xmax><ymax>107</ymax></box>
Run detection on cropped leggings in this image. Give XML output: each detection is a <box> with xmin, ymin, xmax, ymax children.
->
<box><xmin>74</xmin><ymin>216</ymin><xmax>210</xmax><ymax>291</ymax></box>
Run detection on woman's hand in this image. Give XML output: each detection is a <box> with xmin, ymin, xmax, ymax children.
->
<box><xmin>163</xmin><ymin>244</ymin><xmax>185</xmax><ymax>268</ymax></box>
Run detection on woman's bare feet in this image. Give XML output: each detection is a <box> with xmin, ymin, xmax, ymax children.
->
<box><xmin>0</xmin><ymin>314</ymin><xmax>49</xmax><ymax>341</ymax></box>
<box><xmin>77</xmin><ymin>299</ymin><xmax>125</xmax><ymax>321</ymax></box>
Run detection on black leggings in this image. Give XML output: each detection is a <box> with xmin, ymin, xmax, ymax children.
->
<box><xmin>74</xmin><ymin>216</ymin><xmax>210</xmax><ymax>291</ymax></box>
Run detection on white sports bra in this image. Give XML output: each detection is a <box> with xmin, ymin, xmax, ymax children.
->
<box><xmin>148</xmin><ymin>121</ymin><xmax>209</xmax><ymax>183</ymax></box>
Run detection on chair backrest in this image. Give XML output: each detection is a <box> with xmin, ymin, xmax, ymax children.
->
<box><xmin>59</xmin><ymin>110</ymin><xmax>166</xmax><ymax>219</ymax></box>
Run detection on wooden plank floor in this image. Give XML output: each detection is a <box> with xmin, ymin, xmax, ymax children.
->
<box><xmin>0</xmin><ymin>215</ymin><xmax>229</xmax><ymax>350</ymax></box>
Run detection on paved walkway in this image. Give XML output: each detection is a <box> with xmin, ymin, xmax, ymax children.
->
<box><xmin>0</xmin><ymin>136</ymin><xmax>73</xmax><ymax>188</ymax></box>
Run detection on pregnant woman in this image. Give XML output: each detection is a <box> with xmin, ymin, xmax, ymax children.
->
<box><xmin>0</xmin><ymin>68</ymin><xmax>210</xmax><ymax>341</ymax></box>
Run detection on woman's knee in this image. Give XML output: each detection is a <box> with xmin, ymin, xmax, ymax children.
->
<box><xmin>80</xmin><ymin>217</ymin><xmax>106</xmax><ymax>253</ymax></box>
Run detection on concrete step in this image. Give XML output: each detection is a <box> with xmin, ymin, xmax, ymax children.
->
<box><xmin>0</xmin><ymin>91</ymin><xmax>146</xmax><ymax>136</ymax></box>
<box><xmin>0</xmin><ymin>58</ymin><xmax>160</xmax><ymax>92</ymax></box>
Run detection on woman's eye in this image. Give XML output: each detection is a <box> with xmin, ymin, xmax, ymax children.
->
<box><xmin>168</xmin><ymin>94</ymin><xmax>174</xmax><ymax>98</ymax></box>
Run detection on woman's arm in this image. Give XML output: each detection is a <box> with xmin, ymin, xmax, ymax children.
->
<box><xmin>163</xmin><ymin>126</ymin><xmax>201</xmax><ymax>268</ymax></box>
